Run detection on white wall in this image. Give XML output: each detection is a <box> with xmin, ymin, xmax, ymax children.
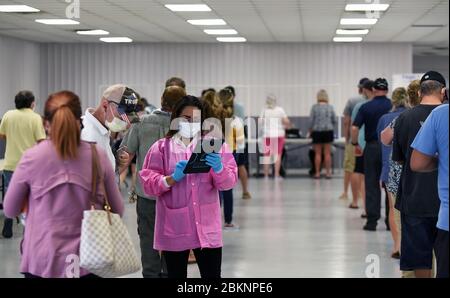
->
<box><xmin>0</xmin><ymin>36</ymin><xmax>41</xmax><ymax>115</ymax></box>
<box><xmin>39</xmin><ymin>42</ymin><xmax>412</xmax><ymax>117</ymax></box>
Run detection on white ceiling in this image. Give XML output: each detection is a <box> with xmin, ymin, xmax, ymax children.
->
<box><xmin>0</xmin><ymin>0</ymin><xmax>448</xmax><ymax>55</ymax></box>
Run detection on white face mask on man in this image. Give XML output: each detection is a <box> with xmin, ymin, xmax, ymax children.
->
<box><xmin>178</xmin><ymin>121</ymin><xmax>201</xmax><ymax>138</ymax></box>
<box><xmin>105</xmin><ymin>105</ymin><xmax>128</xmax><ymax>132</ymax></box>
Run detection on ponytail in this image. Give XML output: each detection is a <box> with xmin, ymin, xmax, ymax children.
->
<box><xmin>44</xmin><ymin>91</ymin><xmax>82</xmax><ymax>160</ymax></box>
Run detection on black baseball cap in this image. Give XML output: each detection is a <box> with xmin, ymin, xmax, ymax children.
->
<box><xmin>358</xmin><ymin>77</ymin><xmax>370</xmax><ymax>88</ymax></box>
<box><xmin>373</xmin><ymin>78</ymin><xmax>388</xmax><ymax>91</ymax></box>
<box><xmin>420</xmin><ymin>71</ymin><xmax>447</xmax><ymax>87</ymax></box>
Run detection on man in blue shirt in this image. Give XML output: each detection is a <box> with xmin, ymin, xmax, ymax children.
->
<box><xmin>411</xmin><ymin>98</ymin><xmax>448</xmax><ymax>278</ymax></box>
<box><xmin>351</xmin><ymin>78</ymin><xmax>392</xmax><ymax>231</ymax></box>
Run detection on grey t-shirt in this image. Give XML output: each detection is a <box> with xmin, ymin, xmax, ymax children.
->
<box><xmin>343</xmin><ymin>95</ymin><xmax>365</xmax><ymax>117</ymax></box>
<box><xmin>121</xmin><ymin>109</ymin><xmax>171</xmax><ymax>199</ymax></box>
<box><xmin>309</xmin><ymin>103</ymin><xmax>337</xmax><ymax>132</ymax></box>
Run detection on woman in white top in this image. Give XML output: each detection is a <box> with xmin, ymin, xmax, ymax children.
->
<box><xmin>259</xmin><ymin>95</ymin><xmax>291</xmax><ymax>179</ymax></box>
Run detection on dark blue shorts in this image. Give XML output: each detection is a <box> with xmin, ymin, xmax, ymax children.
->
<box><xmin>233</xmin><ymin>152</ymin><xmax>248</xmax><ymax>166</ymax></box>
<box><xmin>400</xmin><ymin>214</ymin><xmax>438</xmax><ymax>271</ymax></box>
<box><xmin>434</xmin><ymin>228</ymin><xmax>449</xmax><ymax>278</ymax></box>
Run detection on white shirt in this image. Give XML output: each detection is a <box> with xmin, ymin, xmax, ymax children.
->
<box><xmin>81</xmin><ymin>108</ymin><xmax>116</xmax><ymax>171</ymax></box>
<box><xmin>260</xmin><ymin>106</ymin><xmax>288</xmax><ymax>138</ymax></box>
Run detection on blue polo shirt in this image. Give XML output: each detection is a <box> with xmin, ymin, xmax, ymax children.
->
<box><xmin>411</xmin><ymin>104</ymin><xmax>449</xmax><ymax>231</ymax></box>
<box><xmin>353</xmin><ymin>96</ymin><xmax>392</xmax><ymax>142</ymax></box>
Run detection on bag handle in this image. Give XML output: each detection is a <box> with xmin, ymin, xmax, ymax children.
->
<box><xmin>90</xmin><ymin>144</ymin><xmax>112</xmax><ymax>225</ymax></box>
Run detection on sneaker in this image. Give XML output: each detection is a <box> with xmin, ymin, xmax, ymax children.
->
<box><xmin>274</xmin><ymin>176</ymin><xmax>284</xmax><ymax>181</ymax></box>
<box><xmin>2</xmin><ymin>218</ymin><xmax>13</xmax><ymax>239</ymax></box>
<box><xmin>242</xmin><ymin>192</ymin><xmax>252</xmax><ymax>200</ymax></box>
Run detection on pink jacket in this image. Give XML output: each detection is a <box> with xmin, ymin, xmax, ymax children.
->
<box><xmin>139</xmin><ymin>137</ymin><xmax>238</xmax><ymax>251</ymax></box>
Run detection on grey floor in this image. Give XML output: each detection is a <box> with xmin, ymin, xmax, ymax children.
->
<box><xmin>0</xmin><ymin>173</ymin><xmax>401</xmax><ymax>278</ymax></box>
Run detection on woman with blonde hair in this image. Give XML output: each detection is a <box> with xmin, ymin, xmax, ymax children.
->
<box><xmin>259</xmin><ymin>94</ymin><xmax>291</xmax><ymax>179</ymax></box>
<box><xmin>308</xmin><ymin>89</ymin><xmax>337</xmax><ymax>179</ymax></box>
<box><xmin>377</xmin><ymin>87</ymin><xmax>408</xmax><ymax>258</ymax></box>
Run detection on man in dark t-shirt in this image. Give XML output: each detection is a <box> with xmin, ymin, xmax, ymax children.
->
<box><xmin>392</xmin><ymin>70</ymin><xmax>446</xmax><ymax>278</ymax></box>
<box><xmin>352</xmin><ymin>78</ymin><xmax>392</xmax><ymax>231</ymax></box>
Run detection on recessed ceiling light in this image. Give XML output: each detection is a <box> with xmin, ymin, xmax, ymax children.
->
<box><xmin>187</xmin><ymin>19</ymin><xmax>226</xmax><ymax>26</ymax></box>
<box><xmin>217</xmin><ymin>37</ymin><xmax>247</xmax><ymax>43</ymax></box>
<box><xmin>336</xmin><ymin>29</ymin><xmax>369</xmax><ymax>35</ymax></box>
<box><xmin>77</xmin><ymin>29</ymin><xmax>110</xmax><ymax>35</ymax></box>
<box><xmin>340</xmin><ymin>18</ymin><xmax>378</xmax><ymax>25</ymax></box>
<box><xmin>0</xmin><ymin>5</ymin><xmax>40</xmax><ymax>12</ymax></box>
<box><xmin>165</xmin><ymin>4</ymin><xmax>211</xmax><ymax>12</ymax></box>
<box><xmin>204</xmin><ymin>29</ymin><xmax>238</xmax><ymax>35</ymax></box>
<box><xmin>333</xmin><ymin>37</ymin><xmax>363</xmax><ymax>42</ymax></box>
<box><xmin>35</xmin><ymin>19</ymin><xmax>80</xmax><ymax>25</ymax></box>
<box><xmin>100</xmin><ymin>37</ymin><xmax>133</xmax><ymax>43</ymax></box>
<box><xmin>345</xmin><ymin>4</ymin><xmax>390</xmax><ymax>11</ymax></box>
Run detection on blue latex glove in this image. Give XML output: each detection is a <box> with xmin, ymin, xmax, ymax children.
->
<box><xmin>205</xmin><ymin>153</ymin><xmax>223</xmax><ymax>173</ymax></box>
<box><xmin>171</xmin><ymin>160</ymin><xmax>188</xmax><ymax>182</ymax></box>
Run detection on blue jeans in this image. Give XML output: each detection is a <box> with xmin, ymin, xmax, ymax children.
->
<box><xmin>2</xmin><ymin>170</ymin><xmax>13</xmax><ymax>202</ymax></box>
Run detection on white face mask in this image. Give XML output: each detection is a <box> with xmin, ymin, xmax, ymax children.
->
<box><xmin>179</xmin><ymin>121</ymin><xmax>201</xmax><ymax>138</ymax></box>
<box><xmin>105</xmin><ymin>104</ymin><xmax>128</xmax><ymax>132</ymax></box>
<box><xmin>106</xmin><ymin>117</ymin><xmax>128</xmax><ymax>132</ymax></box>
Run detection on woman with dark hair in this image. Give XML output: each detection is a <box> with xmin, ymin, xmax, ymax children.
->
<box><xmin>3</xmin><ymin>91</ymin><xmax>124</xmax><ymax>278</ymax></box>
<box><xmin>139</xmin><ymin>96</ymin><xmax>238</xmax><ymax>278</ymax></box>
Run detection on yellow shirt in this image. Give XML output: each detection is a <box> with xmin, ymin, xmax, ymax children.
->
<box><xmin>225</xmin><ymin>117</ymin><xmax>245</xmax><ymax>152</ymax></box>
<box><xmin>0</xmin><ymin>108</ymin><xmax>46</xmax><ymax>171</ymax></box>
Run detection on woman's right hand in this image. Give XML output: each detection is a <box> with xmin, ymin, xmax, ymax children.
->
<box><xmin>171</xmin><ymin>160</ymin><xmax>188</xmax><ymax>182</ymax></box>
<box><xmin>354</xmin><ymin>145</ymin><xmax>363</xmax><ymax>157</ymax></box>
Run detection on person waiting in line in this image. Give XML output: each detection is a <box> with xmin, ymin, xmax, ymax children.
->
<box><xmin>118</xmin><ymin>85</ymin><xmax>186</xmax><ymax>278</ymax></box>
<box><xmin>259</xmin><ymin>94</ymin><xmax>291</xmax><ymax>179</ymax></box>
<box><xmin>218</xmin><ymin>88</ymin><xmax>246</xmax><ymax>229</ymax></box>
<box><xmin>139</xmin><ymin>96</ymin><xmax>238</xmax><ymax>278</ymax></box>
<box><xmin>308</xmin><ymin>89</ymin><xmax>337</xmax><ymax>179</ymax></box>
<box><xmin>350</xmin><ymin>80</ymin><xmax>374</xmax><ymax>214</ymax></box>
<box><xmin>81</xmin><ymin>84</ymin><xmax>138</xmax><ymax>173</ymax></box>
<box><xmin>376</xmin><ymin>87</ymin><xmax>408</xmax><ymax>259</ymax></box>
<box><xmin>352</xmin><ymin>78</ymin><xmax>392</xmax><ymax>231</ymax></box>
<box><xmin>224</xmin><ymin>86</ymin><xmax>252</xmax><ymax>200</ymax></box>
<box><xmin>166</xmin><ymin>77</ymin><xmax>186</xmax><ymax>90</ymax></box>
<box><xmin>411</xmin><ymin>103</ymin><xmax>449</xmax><ymax>279</ymax></box>
<box><xmin>0</xmin><ymin>91</ymin><xmax>46</xmax><ymax>239</ymax></box>
<box><xmin>380</xmin><ymin>79</ymin><xmax>420</xmax><ymax>277</ymax></box>
<box><xmin>3</xmin><ymin>91</ymin><xmax>124</xmax><ymax>278</ymax></box>
<box><xmin>340</xmin><ymin>78</ymin><xmax>369</xmax><ymax>200</ymax></box>
<box><xmin>392</xmin><ymin>71</ymin><xmax>445</xmax><ymax>278</ymax></box>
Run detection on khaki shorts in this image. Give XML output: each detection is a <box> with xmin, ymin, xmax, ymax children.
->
<box><xmin>343</xmin><ymin>143</ymin><xmax>356</xmax><ymax>173</ymax></box>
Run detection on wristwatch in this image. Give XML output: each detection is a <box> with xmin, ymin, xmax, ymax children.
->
<box><xmin>351</xmin><ymin>142</ymin><xmax>359</xmax><ymax>146</ymax></box>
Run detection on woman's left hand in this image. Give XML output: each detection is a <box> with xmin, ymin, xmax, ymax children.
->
<box><xmin>205</xmin><ymin>153</ymin><xmax>223</xmax><ymax>173</ymax></box>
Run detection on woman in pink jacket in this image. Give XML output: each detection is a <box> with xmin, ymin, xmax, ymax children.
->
<box><xmin>139</xmin><ymin>96</ymin><xmax>238</xmax><ymax>278</ymax></box>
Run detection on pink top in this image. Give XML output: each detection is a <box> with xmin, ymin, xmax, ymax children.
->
<box><xmin>139</xmin><ymin>137</ymin><xmax>238</xmax><ymax>251</ymax></box>
<box><xmin>3</xmin><ymin>140</ymin><xmax>124</xmax><ymax>278</ymax></box>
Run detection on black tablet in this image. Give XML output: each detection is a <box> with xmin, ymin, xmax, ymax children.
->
<box><xmin>183</xmin><ymin>138</ymin><xmax>223</xmax><ymax>174</ymax></box>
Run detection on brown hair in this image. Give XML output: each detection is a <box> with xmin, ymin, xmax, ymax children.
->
<box><xmin>218</xmin><ymin>88</ymin><xmax>234</xmax><ymax>118</ymax></box>
<box><xmin>407</xmin><ymin>80</ymin><xmax>421</xmax><ymax>107</ymax></box>
<box><xmin>165</xmin><ymin>77</ymin><xmax>186</xmax><ymax>90</ymax></box>
<box><xmin>162</xmin><ymin>86</ymin><xmax>186</xmax><ymax>111</ymax></box>
<box><xmin>44</xmin><ymin>91</ymin><xmax>82</xmax><ymax>160</ymax></box>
